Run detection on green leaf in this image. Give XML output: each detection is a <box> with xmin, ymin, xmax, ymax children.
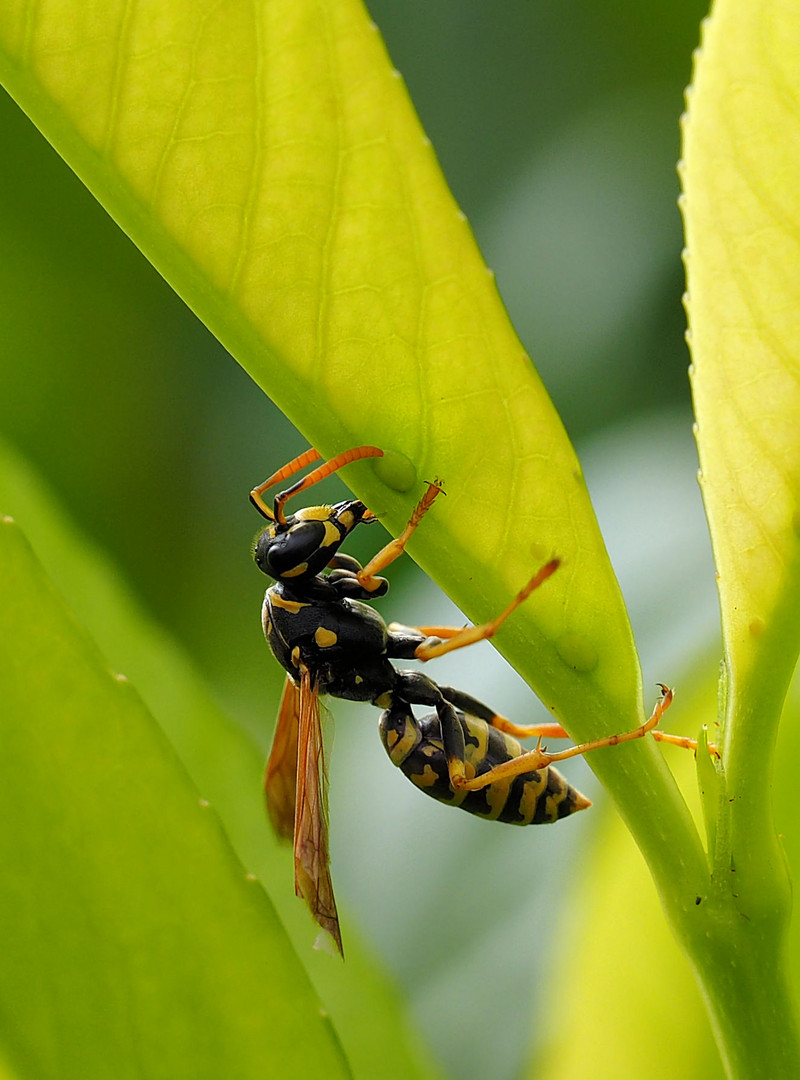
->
<box><xmin>680</xmin><ymin>0</ymin><xmax>800</xmax><ymax>947</ymax></box>
<box><xmin>679</xmin><ymin>2</ymin><xmax>800</xmax><ymax>1072</ymax></box>
<box><xmin>682</xmin><ymin>3</ymin><xmax>800</xmax><ymax>757</ymax></box>
<box><xmin>0</xmin><ymin>515</ymin><xmax>349</xmax><ymax>1080</ymax></box>
<box><xmin>0</xmin><ymin>0</ymin><xmax>707</xmax><ymax>907</ymax></box>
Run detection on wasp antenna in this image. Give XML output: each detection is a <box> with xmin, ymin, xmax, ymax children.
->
<box><xmin>273</xmin><ymin>446</ymin><xmax>384</xmax><ymax>523</ymax></box>
<box><xmin>250</xmin><ymin>448</ymin><xmax>323</xmax><ymax>520</ymax></box>
<box><xmin>250</xmin><ymin>446</ymin><xmax>384</xmax><ymax>523</ymax></box>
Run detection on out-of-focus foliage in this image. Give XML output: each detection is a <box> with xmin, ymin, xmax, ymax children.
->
<box><xmin>0</xmin><ymin>515</ymin><xmax>351</xmax><ymax>1080</ymax></box>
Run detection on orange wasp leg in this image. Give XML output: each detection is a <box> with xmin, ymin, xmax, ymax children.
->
<box><xmin>653</xmin><ymin>730</ymin><xmax>719</xmax><ymax>756</ymax></box>
<box><xmin>419</xmin><ymin>685</ymin><xmax>719</xmax><ymax>757</ymax></box>
<box><xmin>465</xmin><ymin>715</ymin><xmax>718</xmax><ymax>755</ymax></box>
<box><xmin>412</xmin><ymin>558</ymin><xmax>560</xmax><ymax>661</ymax></box>
<box><xmin>355</xmin><ymin>479</ymin><xmax>446</xmax><ymax>593</ymax></box>
<box><xmin>454</xmin><ymin>685</ymin><xmax>676</xmax><ymax>792</ymax></box>
<box><xmin>250</xmin><ymin>445</ymin><xmax>384</xmax><ymax>523</ymax></box>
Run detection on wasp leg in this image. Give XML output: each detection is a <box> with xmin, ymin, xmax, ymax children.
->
<box><xmin>385</xmin><ymin>625</ymin><xmax>444</xmax><ymax>661</ymax></box>
<box><xmin>412</xmin><ymin>558</ymin><xmax>560</xmax><ymax>661</ymax></box>
<box><xmin>437</xmin><ymin>685</ymin><xmax>569</xmax><ymax>741</ymax></box>
<box><xmin>250</xmin><ymin>445</ymin><xmax>383</xmax><ymax>523</ymax></box>
<box><xmin>455</xmin><ymin>686</ymin><xmax>674</xmax><ymax>792</ymax></box>
<box><xmin>388</xmin><ymin>671</ymin><xmax>471</xmax><ymax>787</ymax></box>
<box><xmin>443</xmin><ymin>683</ymin><xmax>718</xmax><ymax>766</ymax></box>
<box><xmin>356</xmin><ymin>480</ymin><xmax>445</xmax><ymax>593</ymax></box>
<box><xmin>393</xmin><ymin>624</ymin><xmax>572</xmax><ymax>728</ymax></box>
<box><xmin>324</xmin><ymin>553</ymin><xmax>391</xmax><ymax>601</ymax></box>
<box><xmin>327</xmin><ymin>553</ymin><xmax>364</xmax><ymax>574</ymax></box>
<box><xmin>651</xmin><ymin>730</ymin><xmax>720</xmax><ymax>757</ymax></box>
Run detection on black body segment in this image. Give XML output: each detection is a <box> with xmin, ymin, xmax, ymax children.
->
<box><xmin>380</xmin><ymin>708</ymin><xmax>587</xmax><ymax>824</ymax></box>
<box><xmin>263</xmin><ymin>568</ymin><xmax>591</xmax><ymax>824</ymax></box>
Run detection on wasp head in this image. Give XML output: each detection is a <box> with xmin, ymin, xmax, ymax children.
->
<box><xmin>254</xmin><ymin>499</ymin><xmax>370</xmax><ymax>581</ymax></box>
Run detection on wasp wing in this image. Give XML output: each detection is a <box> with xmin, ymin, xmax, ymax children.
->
<box><xmin>264</xmin><ymin>676</ymin><xmax>301</xmax><ymax>840</ymax></box>
<box><xmin>294</xmin><ymin>664</ymin><xmax>342</xmax><ymax>956</ymax></box>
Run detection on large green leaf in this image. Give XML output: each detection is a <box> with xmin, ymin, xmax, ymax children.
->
<box><xmin>682</xmin><ymin>4</ymin><xmax>800</xmax><ymax>761</ymax></box>
<box><xmin>679</xmin><ymin>1</ymin><xmax>800</xmax><ymax>1072</ymax></box>
<box><xmin>0</xmin><ymin>0</ymin><xmax>706</xmax><ymax>906</ymax></box>
<box><xmin>0</xmin><ymin>515</ymin><xmax>349</xmax><ymax>1080</ymax></box>
<box><xmin>682</xmin><ymin>2</ymin><xmax>798</xmax><ymax>708</ymax></box>
<box><xmin>681</xmin><ymin>0</ymin><xmax>800</xmax><ymax>937</ymax></box>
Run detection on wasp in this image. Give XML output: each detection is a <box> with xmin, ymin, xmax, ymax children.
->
<box><xmin>251</xmin><ymin>446</ymin><xmax>687</xmax><ymax>955</ymax></box>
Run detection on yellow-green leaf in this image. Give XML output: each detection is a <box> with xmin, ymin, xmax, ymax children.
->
<box><xmin>682</xmin><ymin>3</ymin><xmax>800</xmax><ymax>716</ymax></box>
<box><xmin>679</xmin><ymin>8</ymin><xmax>800</xmax><ymax>1069</ymax></box>
<box><xmin>0</xmin><ymin>0</ymin><xmax>676</xmax><ymax>832</ymax></box>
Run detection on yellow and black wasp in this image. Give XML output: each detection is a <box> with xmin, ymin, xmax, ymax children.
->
<box><xmin>251</xmin><ymin>445</ymin><xmax>688</xmax><ymax>955</ymax></box>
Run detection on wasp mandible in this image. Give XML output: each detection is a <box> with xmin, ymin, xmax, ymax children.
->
<box><xmin>251</xmin><ymin>446</ymin><xmax>694</xmax><ymax>955</ymax></box>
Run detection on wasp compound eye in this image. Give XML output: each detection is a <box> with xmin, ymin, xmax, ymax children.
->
<box><xmin>254</xmin><ymin>519</ymin><xmax>334</xmax><ymax>581</ymax></box>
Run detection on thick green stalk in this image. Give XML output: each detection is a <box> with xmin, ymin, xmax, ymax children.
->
<box><xmin>689</xmin><ymin>912</ymin><xmax>798</xmax><ymax>1077</ymax></box>
<box><xmin>633</xmin><ymin>763</ymin><xmax>798</xmax><ymax>1078</ymax></box>
<box><xmin>662</xmin><ymin>637</ymin><xmax>798</xmax><ymax>1076</ymax></box>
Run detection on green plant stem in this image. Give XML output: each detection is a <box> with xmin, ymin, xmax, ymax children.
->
<box><xmin>529</xmin><ymin>669</ymin><xmax>798</xmax><ymax>1078</ymax></box>
<box><xmin>658</xmin><ymin>635</ymin><xmax>799</xmax><ymax>1078</ymax></box>
<box><xmin>653</xmin><ymin>866</ymin><xmax>800</xmax><ymax>1080</ymax></box>
<box><xmin>689</xmin><ymin>919</ymin><xmax>800</xmax><ymax>1078</ymax></box>
<box><xmin>580</xmin><ymin>663</ymin><xmax>799</xmax><ymax>1076</ymax></box>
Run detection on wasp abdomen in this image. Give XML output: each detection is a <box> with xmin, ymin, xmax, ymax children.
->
<box><xmin>380</xmin><ymin>710</ymin><xmax>590</xmax><ymax>825</ymax></box>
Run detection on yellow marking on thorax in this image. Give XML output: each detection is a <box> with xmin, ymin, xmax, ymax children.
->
<box><xmin>269</xmin><ymin>593</ymin><xmax>310</xmax><ymax>614</ymax></box>
<box><xmin>314</xmin><ymin>626</ymin><xmax>338</xmax><ymax>648</ymax></box>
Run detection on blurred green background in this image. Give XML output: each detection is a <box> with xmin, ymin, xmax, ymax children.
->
<box><xmin>0</xmin><ymin>0</ymin><xmax>731</xmax><ymax>1077</ymax></box>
